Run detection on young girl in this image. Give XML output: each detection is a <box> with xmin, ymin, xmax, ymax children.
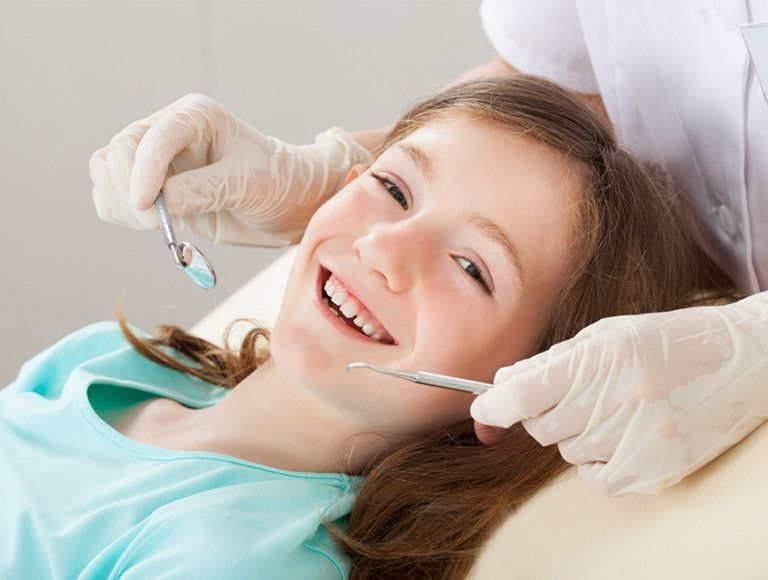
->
<box><xmin>2</xmin><ymin>76</ymin><xmax>738</xmax><ymax>579</ymax></box>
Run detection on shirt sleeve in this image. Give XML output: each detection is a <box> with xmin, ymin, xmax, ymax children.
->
<box><xmin>479</xmin><ymin>0</ymin><xmax>599</xmax><ymax>94</ymax></box>
<box><xmin>3</xmin><ymin>322</ymin><xmax>129</xmax><ymax>397</ymax></box>
<box><xmin>109</xmin><ymin>510</ymin><xmax>348</xmax><ymax>580</ymax></box>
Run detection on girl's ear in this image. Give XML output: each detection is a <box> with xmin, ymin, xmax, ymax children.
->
<box><xmin>343</xmin><ymin>163</ymin><xmax>367</xmax><ymax>187</ymax></box>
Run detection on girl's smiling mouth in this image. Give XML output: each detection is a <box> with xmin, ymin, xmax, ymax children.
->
<box><xmin>316</xmin><ymin>265</ymin><xmax>397</xmax><ymax>345</ymax></box>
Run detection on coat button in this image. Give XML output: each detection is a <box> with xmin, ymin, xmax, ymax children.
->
<box><xmin>716</xmin><ymin>205</ymin><xmax>739</xmax><ymax>239</ymax></box>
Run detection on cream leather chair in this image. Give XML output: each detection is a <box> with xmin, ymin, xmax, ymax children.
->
<box><xmin>192</xmin><ymin>247</ymin><xmax>768</xmax><ymax>578</ymax></box>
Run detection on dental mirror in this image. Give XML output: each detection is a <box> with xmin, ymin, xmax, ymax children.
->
<box><xmin>153</xmin><ymin>193</ymin><xmax>217</xmax><ymax>290</ymax></box>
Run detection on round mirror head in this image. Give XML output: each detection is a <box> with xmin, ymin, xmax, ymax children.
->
<box><xmin>178</xmin><ymin>242</ymin><xmax>217</xmax><ymax>290</ymax></box>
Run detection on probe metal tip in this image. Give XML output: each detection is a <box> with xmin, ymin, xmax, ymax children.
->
<box><xmin>344</xmin><ymin>362</ymin><xmax>419</xmax><ymax>382</ymax></box>
<box><xmin>346</xmin><ymin>362</ymin><xmax>370</xmax><ymax>371</ymax></box>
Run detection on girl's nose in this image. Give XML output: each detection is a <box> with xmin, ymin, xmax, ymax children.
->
<box><xmin>352</xmin><ymin>219</ymin><xmax>437</xmax><ymax>293</ymax></box>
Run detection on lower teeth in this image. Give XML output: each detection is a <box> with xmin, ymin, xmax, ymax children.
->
<box><xmin>324</xmin><ymin>294</ymin><xmax>379</xmax><ymax>340</ymax></box>
<box><xmin>323</xmin><ymin>297</ymin><xmax>340</xmax><ymax>317</ymax></box>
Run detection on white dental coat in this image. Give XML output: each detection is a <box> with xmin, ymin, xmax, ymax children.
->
<box><xmin>481</xmin><ymin>0</ymin><xmax>767</xmax><ymax>294</ymax></box>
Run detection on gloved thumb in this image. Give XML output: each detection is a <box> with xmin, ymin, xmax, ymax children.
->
<box><xmin>471</xmin><ymin>339</ymin><xmax>584</xmax><ymax>429</ymax></box>
<box><xmin>470</xmin><ymin>362</ymin><xmax>533</xmax><ymax>428</ymax></box>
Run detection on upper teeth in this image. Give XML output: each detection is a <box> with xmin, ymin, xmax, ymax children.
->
<box><xmin>324</xmin><ymin>276</ymin><xmax>389</xmax><ymax>342</ymax></box>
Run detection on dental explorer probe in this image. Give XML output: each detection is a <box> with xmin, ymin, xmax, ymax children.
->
<box><xmin>346</xmin><ymin>362</ymin><xmax>492</xmax><ymax>395</ymax></box>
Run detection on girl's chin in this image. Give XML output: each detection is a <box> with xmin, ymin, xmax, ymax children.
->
<box><xmin>269</xmin><ymin>330</ymin><xmax>339</xmax><ymax>380</ymax></box>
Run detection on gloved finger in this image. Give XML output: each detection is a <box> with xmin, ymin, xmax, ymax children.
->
<box><xmin>91</xmin><ymin>147</ymin><xmax>159</xmax><ymax>230</ymax></box>
<box><xmin>491</xmin><ymin>354</ymin><xmax>543</xmax><ymax>388</ymax></box>
<box><xmin>576</xmin><ymin>462</ymin><xmax>614</xmax><ymax>495</ymax></box>
<box><xmin>555</xmin><ymin>430</ymin><xmax>619</xmax><ymax>465</ymax></box>
<box><xmin>472</xmin><ymin>336</ymin><xmax>602</xmax><ymax>428</ymax></box>
<box><xmin>89</xmin><ymin>147</ymin><xmax>114</xmax><ymax>222</ymax></box>
<box><xmin>492</xmin><ymin>317</ymin><xmax>613</xmax><ymax>388</ymax></box>
<box><xmin>573</xmin><ymin>401</ymin><xmax>675</xmax><ymax>496</ymax></box>
<box><xmin>493</xmin><ymin>332</ymin><xmax>584</xmax><ymax>385</ymax></box>
<box><xmin>522</xmin><ymin>399</ymin><xmax>591</xmax><ymax>446</ymax></box>
<box><xmin>90</xmin><ymin>147</ymin><xmax>143</xmax><ymax>229</ymax></box>
<box><xmin>114</xmin><ymin>196</ymin><xmax>160</xmax><ymax>230</ymax></box>
<box><xmin>520</xmin><ymin>356</ymin><xmax>634</xmax><ymax>446</ymax></box>
<box><xmin>162</xmin><ymin>161</ymin><xmax>229</xmax><ymax>215</ymax></box>
<box><xmin>576</xmin><ymin>461</ymin><xmax>648</xmax><ymax>496</ymax></box>
<box><xmin>106</xmin><ymin>122</ymin><xmax>150</xmax><ymax>207</ymax></box>
<box><xmin>129</xmin><ymin>109</ymin><xmax>201</xmax><ymax>211</ymax></box>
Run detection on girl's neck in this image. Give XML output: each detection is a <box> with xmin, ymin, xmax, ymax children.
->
<box><xmin>168</xmin><ymin>358</ymin><xmax>386</xmax><ymax>474</ymax></box>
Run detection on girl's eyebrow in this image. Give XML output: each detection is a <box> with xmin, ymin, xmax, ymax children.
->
<box><xmin>463</xmin><ymin>212</ymin><xmax>526</xmax><ymax>286</ymax></box>
<box><xmin>393</xmin><ymin>142</ymin><xmax>526</xmax><ymax>286</ymax></box>
<box><xmin>394</xmin><ymin>142</ymin><xmax>435</xmax><ymax>183</ymax></box>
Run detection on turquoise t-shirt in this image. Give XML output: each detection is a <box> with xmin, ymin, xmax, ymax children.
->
<box><xmin>0</xmin><ymin>322</ymin><xmax>362</xmax><ymax>579</ymax></box>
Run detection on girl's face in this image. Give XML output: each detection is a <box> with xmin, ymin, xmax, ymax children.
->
<box><xmin>271</xmin><ymin>117</ymin><xmax>579</xmax><ymax>436</ymax></box>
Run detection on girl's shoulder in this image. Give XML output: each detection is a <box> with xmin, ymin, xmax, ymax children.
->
<box><xmin>5</xmin><ymin>321</ymin><xmax>134</xmax><ymax>396</ymax></box>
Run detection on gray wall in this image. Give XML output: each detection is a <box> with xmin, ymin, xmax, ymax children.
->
<box><xmin>0</xmin><ymin>0</ymin><xmax>493</xmax><ymax>386</ymax></box>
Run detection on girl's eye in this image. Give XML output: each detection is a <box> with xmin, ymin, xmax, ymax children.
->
<box><xmin>371</xmin><ymin>173</ymin><xmax>409</xmax><ymax>210</ymax></box>
<box><xmin>370</xmin><ymin>172</ymin><xmax>491</xmax><ymax>295</ymax></box>
<box><xmin>455</xmin><ymin>256</ymin><xmax>493</xmax><ymax>295</ymax></box>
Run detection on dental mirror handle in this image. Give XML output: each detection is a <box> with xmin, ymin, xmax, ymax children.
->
<box><xmin>154</xmin><ymin>193</ymin><xmax>186</xmax><ymax>267</ymax></box>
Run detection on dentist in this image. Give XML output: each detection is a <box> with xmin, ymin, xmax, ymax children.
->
<box><xmin>90</xmin><ymin>0</ymin><xmax>768</xmax><ymax>496</ymax></box>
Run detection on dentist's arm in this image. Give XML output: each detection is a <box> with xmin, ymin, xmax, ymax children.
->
<box><xmin>471</xmin><ymin>291</ymin><xmax>768</xmax><ymax>495</ymax></box>
<box><xmin>92</xmin><ymin>56</ymin><xmax>608</xmax><ymax>246</ymax></box>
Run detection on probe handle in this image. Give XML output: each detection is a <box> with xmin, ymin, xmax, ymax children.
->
<box><xmin>416</xmin><ymin>372</ymin><xmax>493</xmax><ymax>395</ymax></box>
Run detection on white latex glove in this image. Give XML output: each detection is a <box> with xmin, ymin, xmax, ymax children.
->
<box><xmin>471</xmin><ymin>291</ymin><xmax>768</xmax><ymax>495</ymax></box>
<box><xmin>89</xmin><ymin>93</ymin><xmax>373</xmax><ymax>246</ymax></box>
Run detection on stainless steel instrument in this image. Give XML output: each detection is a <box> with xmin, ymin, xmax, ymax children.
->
<box><xmin>154</xmin><ymin>192</ymin><xmax>217</xmax><ymax>290</ymax></box>
<box><xmin>346</xmin><ymin>362</ymin><xmax>492</xmax><ymax>395</ymax></box>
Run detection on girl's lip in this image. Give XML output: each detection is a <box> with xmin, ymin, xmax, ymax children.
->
<box><xmin>314</xmin><ymin>265</ymin><xmax>398</xmax><ymax>347</ymax></box>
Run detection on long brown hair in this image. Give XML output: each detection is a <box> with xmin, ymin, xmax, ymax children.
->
<box><xmin>115</xmin><ymin>76</ymin><xmax>740</xmax><ymax>578</ymax></box>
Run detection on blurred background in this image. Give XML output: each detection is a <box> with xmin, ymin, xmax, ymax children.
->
<box><xmin>0</xmin><ymin>0</ymin><xmax>493</xmax><ymax>386</ymax></box>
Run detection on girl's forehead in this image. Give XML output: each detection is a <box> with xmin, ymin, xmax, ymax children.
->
<box><xmin>385</xmin><ymin>119</ymin><xmax>572</xmax><ymax>191</ymax></box>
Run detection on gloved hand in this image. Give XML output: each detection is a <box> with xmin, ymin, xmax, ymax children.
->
<box><xmin>89</xmin><ymin>93</ymin><xmax>373</xmax><ymax>246</ymax></box>
<box><xmin>471</xmin><ymin>291</ymin><xmax>768</xmax><ymax>495</ymax></box>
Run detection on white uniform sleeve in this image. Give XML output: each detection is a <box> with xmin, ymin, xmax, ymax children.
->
<box><xmin>479</xmin><ymin>0</ymin><xmax>598</xmax><ymax>94</ymax></box>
